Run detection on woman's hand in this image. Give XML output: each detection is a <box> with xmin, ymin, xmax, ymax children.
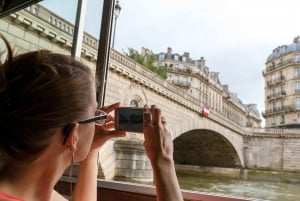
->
<box><xmin>143</xmin><ymin>105</ymin><xmax>173</xmax><ymax>164</ymax></box>
<box><xmin>143</xmin><ymin>105</ymin><xmax>184</xmax><ymax>201</ymax></box>
<box><xmin>89</xmin><ymin>102</ymin><xmax>126</xmax><ymax>152</ymax></box>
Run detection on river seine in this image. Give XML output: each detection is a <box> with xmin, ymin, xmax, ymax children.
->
<box><xmin>176</xmin><ymin>172</ymin><xmax>300</xmax><ymax>201</ymax></box>
<box><xmin>115</xmin><ymin>172</ymin><xmax>300</xmax><ymax>201</ymax></box>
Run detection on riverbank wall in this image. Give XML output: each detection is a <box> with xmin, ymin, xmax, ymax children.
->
<box><xmin>175</xmin><ymin>164</ymin><xmax>300</xmax><ymax>184</ymax></box>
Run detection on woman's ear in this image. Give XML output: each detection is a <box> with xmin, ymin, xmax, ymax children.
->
<box><xmin>64</xmin><ymin>123</ymin><xmax>80</xmax><ymax>152</ymax></box>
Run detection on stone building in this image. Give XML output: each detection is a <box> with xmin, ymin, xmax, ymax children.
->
<box><xmin>263</xmin><ymin>36</ymin><xmax>300</xmax><ymax>128</ymax></box>
<box><xmin>153</xmin><ymin>47</ymin><xmax>262</xmax><ymax>128</ymax></box>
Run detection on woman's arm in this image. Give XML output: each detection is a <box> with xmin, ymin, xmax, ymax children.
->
<box><xmin>71</xmin><ymin>102</ymin><xmax>126</xmax><ymax>201</ymax></box>
<box><xmin>71</xmin><ymin>150</ymin><xmax>98</xmax><ymax>201</ymax></box>
<box><xmin>143</xmin><ymin>105</ymin><xmax>184</xmax><ymax>201</ymax></box>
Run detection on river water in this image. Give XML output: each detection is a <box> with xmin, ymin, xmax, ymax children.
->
<box><xmin>176</xmin><ymin>172</ymin><xmax>300</xmax><ymax>201</ymax></box>
<box><xmin>115</xmin><ymin>172</ymin><xmax>300</xmax><ymax>201</ymax></box>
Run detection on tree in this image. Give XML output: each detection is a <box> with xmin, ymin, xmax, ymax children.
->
<box><xmin>125</xmin><ymin>48</ymin><xmax>167</xmax><ymax>79</ymax></box>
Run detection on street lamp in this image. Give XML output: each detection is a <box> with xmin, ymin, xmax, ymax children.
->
<box><xmin>112</xmin><ymin>0</ymin><xmax>121</xmax><ymax>48</ymax></box>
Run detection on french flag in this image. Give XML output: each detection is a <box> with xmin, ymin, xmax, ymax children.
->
<box><xmin>202</xmin><ymin>105</ymin><xmax>210</xmax><ymax>117</ymax></box>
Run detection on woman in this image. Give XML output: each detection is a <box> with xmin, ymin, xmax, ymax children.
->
<box><xmin>0</xmin><ymin>35</ymin><xmax>183</xmax><ymax>201</ymax></box>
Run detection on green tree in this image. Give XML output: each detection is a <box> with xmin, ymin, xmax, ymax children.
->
<box><xmin>125</xmin><ymin>48</ymin><xmax>167</xmax><ymax>79</ymax></box>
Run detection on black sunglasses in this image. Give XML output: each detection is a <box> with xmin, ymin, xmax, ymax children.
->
<box><xmin>62</xmin><ymin>110</ymin><xmax>107</xmax><ymax>144</ymax></box>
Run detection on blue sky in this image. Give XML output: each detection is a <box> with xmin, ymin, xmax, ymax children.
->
<box><xmin>40</xmin><ymin>0</ymin><xmax>300</xmax><ymax>126</ymax></box>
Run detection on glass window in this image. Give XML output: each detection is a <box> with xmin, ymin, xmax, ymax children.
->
<box><xmin>280</xmin><ymin>99</ymin><xmax>284</xmax><ymax>109</ymax></box>
<box><xmin>159</xmin><ymin>53</ymin><xmax>165</xmax><ymax>61</ymax></box>
<box><xmin>280</xmin><ymin>115</ymin><xmax>285</xmax><ymax>124</ymax></box>
<box><xmin>294</xmin><ymin>54</ymin><xmax>300</xmax><ymax>62</ymax></box>
<box><xmin>295</xmin><ymin>81</ymin><xmax>300</xmax><ymax>91</ymax></box>
<box><xmin>271</xmin><ymin>74</ymin><xmax>276</xmax><ymax>84</ymax></box>
<box><xmin>174</xmin><ymin>75</ymin><xmax>179</xmax><ymax>81</ymax></box>
<box><xmin>182</xmin><ymin>56</ymin><xmax>186</xmax><ymax>62</ymax></box>
<box><xmin>295</xmin><ymin>67</ymin><xmax>300</xmax><ymax>78</ymax></box>
<box><xmin>296</xmin><ymin>97</ymin><xmax>300</xmax><ymax>109</ymax></box>
<box><xmin>130</xmin><ymin>100</ymin><xmax>139</xmax><ymax>107</ymax></box>
<box><xmin>271</xmin><ymin>116</ymin><xmax>276</xmax><ymax>125</ymax></box>
<box><xmin>174</xmin><ymin>55</ymin><xmax>178</xmax><ymax>60</ymax></box>
<box><xmin>33</xmin><ymin>7</ymin><xmax>38</xmax><ymax>14</ymax></box>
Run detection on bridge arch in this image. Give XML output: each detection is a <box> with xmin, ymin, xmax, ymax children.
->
<box><xmin>168</xmin><ymin>118</ymin><xmax>245</xmax><ymax>167</ymax></box>
<box><xmin>174</xmin><ymin>129</ymin><xmax>242</xmax><ymax>167</ymax></box>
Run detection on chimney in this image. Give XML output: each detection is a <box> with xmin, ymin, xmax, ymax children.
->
<box><xmin>223</xmin><ymin>84</ymin><xmax>229</xmax><ymax>92</ymax></box>
<box><xmin>183</xmin><ymin>52</ymin><xmax>190</xmax><ymax>58</ymax></box>
<box><xmin>199</xmin><ymin>56</ymin><xmax>205</xmax><ymax>67</ymax></box>
<box><xmin>167</xmin><ymin>47</ymin><xmax>172</xmax><ymax>55</ymax></box>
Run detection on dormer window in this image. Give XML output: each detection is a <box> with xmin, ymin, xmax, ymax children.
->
<box><xmin>159</xmin><ymin>53</ymin><xmax>165</xmax><ymax>61</ymax></box>
<box><xmin>294</xmin><ymin>54</ymin><xmax>300</xmax><ymax>62</ymax></box>
<box><xmin>182</xmin><ymin>56</ymin><xmax>186</xmax><ymax>62</ymax></box>
<box><xmin>174</xmin><ymin>55</ymin><xmax>178</xmax><ymax>60</ymax></box>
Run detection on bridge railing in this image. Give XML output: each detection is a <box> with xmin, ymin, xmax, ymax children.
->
<box><xmin>243</xmin><ymin>127</ymin><xmax>300</xmax><ymax>137</ymax></box>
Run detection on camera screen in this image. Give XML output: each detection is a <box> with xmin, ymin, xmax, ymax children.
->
<box><xmin>116</xmin><ymin>107</ymin><xmax>143</xmax><ymax>132</ymax></box>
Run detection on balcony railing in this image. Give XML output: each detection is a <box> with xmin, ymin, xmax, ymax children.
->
<box><xmin>166</xmin><ymin>67</ymin><xmax>192</xmax><ymax>74</ymax></box>
<box><xmin>266</xmin><ymin>91</ymin><xmax>286</xmax><ymax>100</ymax></box>
<box><xmin>263</xmin><ymin>104</ymin><xmax>300</xmax><ymax>116</ymax></box>
<box><xmin>263</xmin><ymin>59</ymin><xmax>300</xmax><ymax>75</ymax></box>
<box><xmin>266</xmin><ymin>76</ymin><xmax>285</xmax><ymax>86</ymax></box>
<box><xmin>172</xmin><ymin>80</ymin><xmax>191</xmax><ymax>88</ymax></box>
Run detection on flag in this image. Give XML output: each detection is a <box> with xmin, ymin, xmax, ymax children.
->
<box><xmin>202</xmin><ymin>105</ymin><xmax>210</xmax><ymax>117</ymax></box>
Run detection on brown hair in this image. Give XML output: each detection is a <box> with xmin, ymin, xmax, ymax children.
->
<box><xmin>0</xmin><ymin>35</ymin><xmax>94</xmax><ymax>163</ymax></box>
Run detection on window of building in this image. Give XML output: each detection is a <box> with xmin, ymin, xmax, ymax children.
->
<box><xmin>271</xmin><ymin>74</ymin><xmax>276</xmax><ymax>84</ymax></box>
<box><xmin>271</xmin><ymin>88</ymin><xmax>275</xmax><ymax>97</ymax></box>
<box><xmin>295</xmin><ymin>81</ymin><xmax>300</xmax><ymax>93</ymax></box>
<box><xmin>272</xmin><ymin>102</ymin><xmax>276</xmax><ymax>112</ymax></box>
<box><xmin>158</xmin><ymin>53</ymin><xmax>165</xmax><ymax>61</ymax></box>
<box><xmin>280</xmin><ymin>99</ymin><xmax>284</xmax><ymax>110</ymax></box>
<box><xmin>174</xmin><ymin>55</ymin><xmax>178</xmax><ymax>60</ymax></box>
<box><xmin>296</xmin><ymin>97</ymin><xmax>300</xmax><ymax>109</ymax></box>
<box><xmin>183</xmin><ymin>76</ymin><xmax>188</xmax><ymax>84</ymax></box>
<box><xmin>279</xmin><ymin>58</ymin><xmax>283</xmax><ymax>65</ymax></box>
<box><xmin>294</xmin><ymin>54</ymin><xmax>300</xmax><ymax>62</ymax></box>
<box><xmin>182</xmin><ymin>56</ymin><xmax>186</xmax><ymax>62</ymax></box>
<box><xmin>54</xmin><ymin>19</ymin><xmax>57</xmax><ymax>25</ymax></box>
<box><xmin>271</xmin><ymin>116</ymin><xmax>276</xmax><ymax>125</ymax></box>
<box><xmin>130</xmin><ymin>100</ymin><xmax>139</xmax><ymax>107</ymax></box>
<box><xmin>280</xmin><ymin>115</ymin><xmax>285</xmax><ymax>124</ymax></box>
<box><xmin>295</xmin><ymin>67</ymin><xmax>300</xmax><ymax>78</ymax></box>
<box><xmin>49</xmin><ymin>16</ymin><xmax>52</xmax><ymax>23</ymax></box>
<box><xmin>33</xmin><ymin>7</ymin><xmax>38</xmax><ymax>14</ymax></box>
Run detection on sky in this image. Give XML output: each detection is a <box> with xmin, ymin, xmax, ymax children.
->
<box><xmin>40</xmin><ymin>0</ymin><xmax>300</xmax><ymax>126</ymax></box>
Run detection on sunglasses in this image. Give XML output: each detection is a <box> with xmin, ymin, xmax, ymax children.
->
<box><xmin>78</xmin><ymin>109</ymin><xmax>107</xmax><ymax>124</ymax></box>
<box><xmin>62</xmin><ymin>109</ymin><xmax>107</xmax><ymax>144</ymax></box>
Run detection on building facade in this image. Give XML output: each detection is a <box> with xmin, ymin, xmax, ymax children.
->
<box><xmin>263</xmin><ymin>36</ymin><xmax>300</xmax><ymax>128</ymax></box>
<box><xmin>153</xmin><ymin>47</ymin><xmax>262</xmax><ymax>128</ymax></box>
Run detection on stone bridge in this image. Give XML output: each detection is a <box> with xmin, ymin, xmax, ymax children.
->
<box><xmin>99</xmin><ymin>50</ymin><xmax>300</xmax><ymax>180</ymax></box>
<box><xmin>1</xmin><ymin>10</ymin><xmax>300</xmax><ymax>181</ymax></box>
